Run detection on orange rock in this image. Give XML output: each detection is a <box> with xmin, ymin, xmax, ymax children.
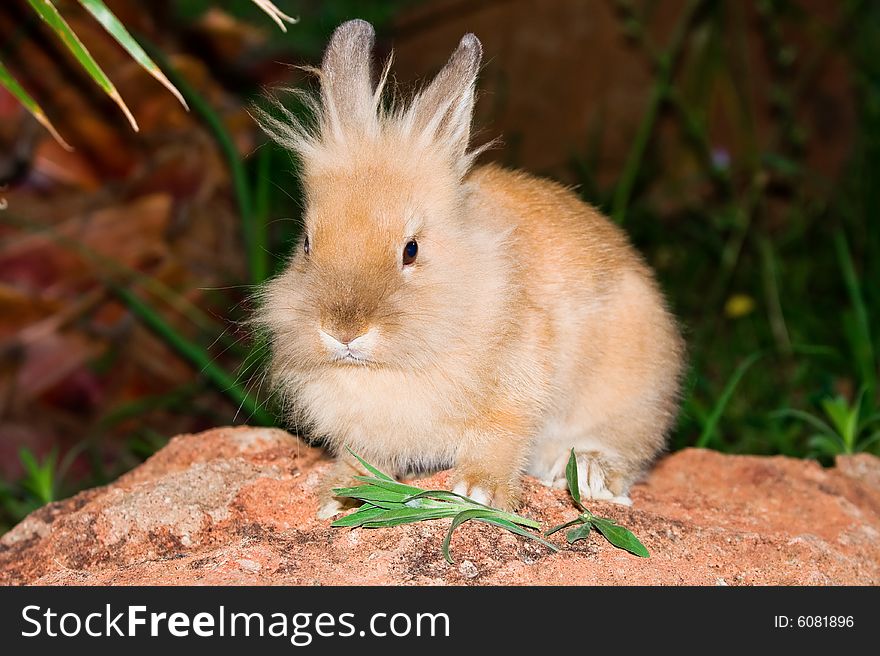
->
<box><xmin>1</xmin><ymin>426</ymin><xmax>877</xmax><ymax>585</ymax></box>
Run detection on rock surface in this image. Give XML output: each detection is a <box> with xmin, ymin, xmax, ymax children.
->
<box><xmin>1</xmin><ymin>426</ymin><xmax>878</xmax><ymax>585</ymax></box>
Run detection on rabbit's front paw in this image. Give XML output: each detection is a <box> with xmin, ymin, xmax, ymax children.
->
<box><xmin>316</xmin><ymin>498</ymin><xmax>345</xmax><ymax>519</ymax></box>
<box><xmin>451</xmin><ymin>475</ymin><xmax>521</xmax><ymax>511</ymax></box>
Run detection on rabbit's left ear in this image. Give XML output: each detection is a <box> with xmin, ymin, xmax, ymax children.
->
<box><xmin>320</xmin><ymin>20</ymin><xmax>376</xmax><ymax>138</ymax></box>
<box><xmin>409</xmin><ymin>33</ymin><xmax>482</xmax><ymax>170</ymax></box>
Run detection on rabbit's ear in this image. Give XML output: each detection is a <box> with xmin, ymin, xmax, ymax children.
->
<box><xmin>410</xmin><ymin>34</ymin><xmax>482</xmax><ymax>167</ymax></box>
<box><xmin>320</xmin><ymin>20</ymin><xmax>376</xmax><ymax>138</ymax></box>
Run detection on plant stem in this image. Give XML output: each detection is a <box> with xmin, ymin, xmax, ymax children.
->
<box><xmin>611</xmin><ymin>0</ymin><xmax>706</xmax><ymax>224</ymax></box>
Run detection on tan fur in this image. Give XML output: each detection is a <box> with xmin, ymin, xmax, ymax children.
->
<box><xmin>255</xmin><ymin>21</ymin><xmax>685</xmax><ymax>513</ymax></box>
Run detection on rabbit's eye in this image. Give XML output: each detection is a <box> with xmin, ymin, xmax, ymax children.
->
<box><xmin>303</xmin><ymin>236</ymin><xmax>310</xmax><ymax>256</ymax></box>
<box><xmin>403</xmin><ymin>239</ymin><xmax>418</xmax><ymax>266</ymax></box>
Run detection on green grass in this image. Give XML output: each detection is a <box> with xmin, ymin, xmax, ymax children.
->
<box><xmin>331</xmin><ymin>449</ymin><xmax>648</xmax><ymax>562</ymax></box>
<box><xmin>331</xmin><ymin>450</ymin><xmax>558</xmax><ymax>564</ymax></box>
<box><xmin>774</xmin><ymin>389</ymin><xmax>880</xmax><ymax>457</ymax></box>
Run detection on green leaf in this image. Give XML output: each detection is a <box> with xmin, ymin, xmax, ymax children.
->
<box><xmin>331</xmin><ymin>485</ymin><xmax>409</xmax><ymax>504</ymax></box>
<box><xmin>565</xmin><ymin>448</ymin><xmax>584</xmax><ymax>509</ymax></box>
<box><xmin>330</xmin><ymin>505</ymin><xmax>387</xmax><ymax>528</ymax></box>
<box><xmin>329</xmin><ymin>452</ymin><xmax>555</xmax><ymax>561</ymax></box>
<box><xmin>404</xmin><ymin>489</ymin><xmax>491</xmax><ymax>508</ymax></box>
<box><xmin>0</xmin><ymin>58</ymin><xmax>72</xmax><ymax>150</ymax></box>
<box><xmin>476</xmin><ymin>517</ymin><xmax>560</xmax><ymax>554</ymax></box>
<box><xmin>566</xmin><ymin>523</ymin><xmax>592</xmax><ymax>544</ymax></box>
<box><xmin>403</xmin><ymin>490</ymin><xmax>541</xmax><ymax>528</ymax></box>
<box><xmin>361</xmin><ymin>507</ymin><xmax>460</xmax><ymax>528</ymax></box>
<box><xmin>352</xmin><ymin>476</ymin><xmax>423</xmax><ymax>496</ymax></box>
<box><xmin>821</xmin><ymin>396</ymin><xmax>856</xmax><ymax>447</ymax></box>
<box><xmin>773</xmin><ymin>408</ymin><xmax>837</xmax><ymax>439</ymax></box>
<box><xmin>27</xmin><ymin>0</ymin><xmax>138</xmax><ymax>130</ymax></box>
<box><xmin>18</xmin><ymin>448</ymin><xmax>57</xmax><ymax>505</ymax></box>
<box><xmin>77</xmin><ymin>0</ymin><xmax>188</xmax><ymax>110</ymax></box>
<box><xmin>807</xmin><ymin>433</ymin><xmax>846</xmax><ymax>457</ymax></box>
<box><xmin>442</xmin><ymin>509</ymin><xmax>499</xmax><ymax>564</ymax></box>
<box><xmin>592</xmin><ymin>518</ymin><xmax>649</xmax><ymax>557</ymax></box>
<box><xmin>545</xmin><ymin>518</ymin><xmax>582</xmax><ymax>536</ymax></box>
<box><xmin>346</xmin><ymin>448</ymin><xmax>394</xmax><ymax>481</ymax></box>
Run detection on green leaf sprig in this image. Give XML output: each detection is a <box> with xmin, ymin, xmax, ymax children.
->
<box><xmin>545</xmin><ymin>449</ymin><xmax>649</xmax><ymax>558</ymax></box>
<box><xmin>2</xmin><ymin>0</ymin><xmax>297</xmax><ymax>149</ymax></box>
<box><xmin>331</xmin><ymin>450</ymin><xmax>558</xmax><ymax>564</ymax></box>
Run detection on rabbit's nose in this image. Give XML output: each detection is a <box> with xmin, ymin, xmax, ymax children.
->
<box><xmin>328</xmin><ymin>328</ymin><xmax>364</xmax><ymax>346</ymax></box>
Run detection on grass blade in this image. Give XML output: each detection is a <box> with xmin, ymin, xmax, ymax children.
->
<box><xmin>330</xmin><ymin>505</ymin><xmax>386</xmax><ymax>528</ymax></box>
<box><xmin>404</xmin><ymin>489</ymin><xmax>490</xmax><ymax>508</ymax></box>
<box><xmin>77</xmin><ymin>0</ymin><xmax>188</xmax><ymax>110</ymax></box>
<box><xmin>835</xmin><ymin>231</ymin><xmax>876</xmax><ymax>395</ymax></box>
<box><xmin>857</xmin><ymin>431</ymin><xmax>880</xmax><ymax>452</ymax></box>
<box><xmin>27</xmin><ymin>0</ymin><xmax>138</xmax><ymax>130</ymax></box>
<box><xmin>361</xmin><ymin>507</ymin><xmax>461</xmax><ymax>528</ymax></box>
<box><xmin>136</xmin><ymin>39</ymin><xmax>259</xmax><ymax>284</ymax></box>
<box><xmin>331</xmin><ymin>485</ymin><xmax>409</xmax><ymax>504</ymax></box>
<box><xmin>345</xmin><ymin>448</ymin><xmax>394</xmax><ymax>481</ymax></box>
<box><xmin>442</xmin><ymin>509</ymin><xmax>498</xmax><ymax>563</ymax></box>
<box><xmin>252</xmin><ymin>145</ymin><xmax>272</xmax><ymax>283</ymax></box>
<box><xmin>476</xmin><ymin>517</ymin><xmax>560</xmax><ymax>554</ymax></box>
<box><xmin>402</xmin><ymin>490</ymin><xmax>541</xmax><ymax>528</ymax></box>
<box><xmin>696</xmin><ymin>352</ymin><xmax>763</xmax><ymax>448</ymax></box>
<box><xmin>545</xmin><ymin>518</ymin><xmax>582</xmax><ymax>536</ymax></box>
<box><xmin>352</xmin><ymin>476</ymin><xmax>423</xmax><ymax>496</ymax></box>
<box><xmin>113</xmin><ymin>285</ymin><xmax>274</xmax><ymax>426</ymax></box>
<box><xmin>807</xmin><ymin>433</ymin><xmax>847</xmax><ymax>457</ymax></box>
<box><xmin>772</xmin><ymin>408</ymin><xmax>837</xmax><ymax>439</ymax></box>
<box><xmin>0</xmin><ymin>58</ymin><xmax>72</xmax><ymax>150</ymax></box>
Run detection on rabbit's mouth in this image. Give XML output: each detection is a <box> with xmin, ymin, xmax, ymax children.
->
<box><xmin>334</xmin><ymin>352</ymin><xmax>375</xmax><ymax>366</ymax></box>
<box><xmin>319</xmin><ymin>328</ymin><xmax>380</xmax><ymax>366</ymax></box>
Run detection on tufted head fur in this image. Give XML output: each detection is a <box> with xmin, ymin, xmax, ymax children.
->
<box><xmin>255</xmin><ymin>19</ymin><xmax>484</xmax><ymax>180</ymax></box>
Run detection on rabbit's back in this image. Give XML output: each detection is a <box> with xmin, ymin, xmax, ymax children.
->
<box><xmin>467</xmin><ymin>164</ymin><xmax>684</xmax><ymax>491</ymax></box>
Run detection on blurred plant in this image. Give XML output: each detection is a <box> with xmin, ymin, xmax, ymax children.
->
<box><xmin>17</xmin><ymin>447</ymin><xmax>58</xmax><ymax>506</ymax></box>
<box><xmin>0</xmin><ymin>449</ymin><xmax>59</xmax><ymax>533</ymax></box>
<box><xmin>774</xmin><ymin>390</ymin><xmax>880</xmax><ymax>457</ymax></box>
<box><xmin>0</xmin><ymin>0</ymin><xmax>296</xmax><ymax>149</ymax></box>
<box><xmin>771</xmin><ymin>228</ymin><xmax>879</xmax><ymax>458</ymax></box>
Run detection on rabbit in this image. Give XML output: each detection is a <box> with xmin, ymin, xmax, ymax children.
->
<box><xmin>255</xmin><ymin>19</ymin><xmax>685</xmax><ymax>518</ymax></box>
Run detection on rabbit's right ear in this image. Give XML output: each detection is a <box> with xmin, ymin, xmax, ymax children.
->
<box><xmin>408</xmin><ymin>34</ymin><xmax>482</xmax><ymax>174</ymax></box>
<box><xmin>320</xmin><ymin>19</ymin><xmax>376</xmax><ymax>140</ymax></box>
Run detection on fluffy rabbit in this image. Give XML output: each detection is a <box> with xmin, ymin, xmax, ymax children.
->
<box><xmin>256</xmin><ymin>20</ymin><xmax>684</xmax><ymax>517</ymax></box>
